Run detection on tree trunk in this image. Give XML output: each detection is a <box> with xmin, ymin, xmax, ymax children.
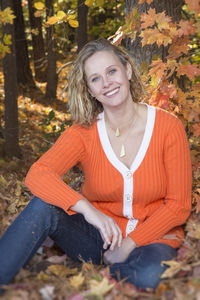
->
<box><xmin>28</xmin><ymin>0</ymin><xmax>47</xmax><ymax>82</ymax></box>
<box><xmin>77</xmin><ymin>0</ymin><xmax>88</xmax><ymax>51</ymax></box>
<box><xmin>13</xmin><ymin>0</ymin><xmax>35</xmax><ymax>87</ymax></box>
<box><xmin>124</xmin><ymin>0</ymin><xmax>184</xmax><ymax>68</ymax></box>
<box><xmin>45</xmin><ymin>0</ymin><xmax>58</xmax><ymax>101</ymax></box>
<box><xmin>1</xmin><ymin>0</ymin><xmax>21</xmax><ymax>157</ymax></box>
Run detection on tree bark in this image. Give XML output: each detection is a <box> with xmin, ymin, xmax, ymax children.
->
<box><xmin>1</xmin><ymin>0</ymin><xmax>21</xmax><ymax>157</ymax></box>
<box><xmin>77</xmin><ymin>0</ymin><xmax>88</xmax><ymax>52</ymax></box>
<box><xmin>28</xmin><ymin>0</ymin><xmax>47</xmax><ymax>82</ymax></box>
<box><xmin>45</xmin><ymin>0</ymin><xmax>58</xmax><ymax>101</ymax></box>
<box><xmin>124</xmin><ymin>0</ymin><xmax>184</xmax><ymax>68</ymax></box>
<box><xmin>13</xmin><ymin>0</ymin><xmax>35</xmax><ymax>87</ymax></box>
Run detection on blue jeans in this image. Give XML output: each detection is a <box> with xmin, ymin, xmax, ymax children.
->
<box><xmin>0</xmin><ymin>197</ymin><xmax>177</xmax><ymax>289</ymax></box>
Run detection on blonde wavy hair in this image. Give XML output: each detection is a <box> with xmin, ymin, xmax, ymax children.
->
<box><xmin>67</xmin><ymin>38</ymin><xmax>145</xmax><ymax>126</ymax></box>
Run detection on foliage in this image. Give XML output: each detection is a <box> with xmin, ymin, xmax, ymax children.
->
<box><xmin>111</xmin><ymin>0</ymin><xmax>200</xmax><ymax>212</ymax></box>
<box><xmin>0</xmin><ymin>7</ymin><xmax>15</xmax><ymax>59</ymax></box>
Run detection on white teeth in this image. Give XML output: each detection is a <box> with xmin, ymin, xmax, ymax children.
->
<box><xmin>105</xmin><ymin>88</ymin><xmax>119</xmax><ymax>96</ymax></box>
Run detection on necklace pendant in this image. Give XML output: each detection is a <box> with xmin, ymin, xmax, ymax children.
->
<box><xmin>120</xmin><ymin>144</ymin><xmax>125</xmax><ymax>157</ymax></box>
<box><xmin>115</xmin><ymin>127</ymin><xmax>120</xmax><ymax>137</ymax></box>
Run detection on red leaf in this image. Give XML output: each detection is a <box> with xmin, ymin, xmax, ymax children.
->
<box><xmin>177</xmin><ymin>64</ymin><xmax>200</xmax><ymax>81</ymax></box>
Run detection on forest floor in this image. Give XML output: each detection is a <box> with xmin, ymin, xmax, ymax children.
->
<box><xmin>0</xmin><ymin>67</ymin><xmax>200</xmax><ymax>300</ymax></box>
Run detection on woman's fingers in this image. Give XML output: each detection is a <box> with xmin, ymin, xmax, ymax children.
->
<box><xmin>101</xmin><ymin>219</ymin><xmax>122</xmax><ymax>250</ymax></box>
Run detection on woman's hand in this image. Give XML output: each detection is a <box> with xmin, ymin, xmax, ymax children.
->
<box><xmin>103</xmin><ymin>236</ymin><xmax>136</xmax><ymax>265</ymax></box>
<box><xmin>71</xmin><ymin>198</ymin><xmax>122</xmax><ymax>250</ymax></box>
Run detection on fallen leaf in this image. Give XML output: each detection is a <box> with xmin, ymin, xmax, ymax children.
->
<box><xmin>69</xmin><ymin>272</ymin><xmax>85</xmax><ymax>289</ymax></box>
<box><xmin>89</xmin><ymin>277</ymin><xmax>115</xmax><ymax>296</ymax></box>
<box><xmin>47</xmin><ymin>265</ymin><xmax>78</xmax><ymax>277</ymax></box>
<box><xmin>39</xmin><ymin>285</ymin><xmax>55</xmax><ymax>300</ymax></box>
<box><xmin>161</xmin><ymin>260</ymin><xmax>182</xmax><ymax>278</ymax></box>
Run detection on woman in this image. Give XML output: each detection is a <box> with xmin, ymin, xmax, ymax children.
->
<box><xmin>0</xmin><ymin>38</ymin><xmax>192</xmax><ymax>290</ymax></box>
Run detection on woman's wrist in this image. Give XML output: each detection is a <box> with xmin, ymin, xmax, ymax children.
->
<box><xmin>70</xmin><ymin>198</ymin><xmax>92</xmax><ymax>215</ymax></box>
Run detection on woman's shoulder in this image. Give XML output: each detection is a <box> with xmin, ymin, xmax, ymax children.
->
<box><xmin>154</xmin><ymin>106</ymin><xmax>183</xmax><ymax>129</ymax></box>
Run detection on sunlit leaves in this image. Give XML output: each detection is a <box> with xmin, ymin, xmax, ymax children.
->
<box><xmin>34</xmin><ymin>2</ymin><xmax>45</xmax><ymax>10</ymax></box>
<box><xmin>177</xmin><ymin>62</ymin><xmax>200</xmax><ymax>81</ymax></box>
<box><xmin>85</xmin><ymin>0</ymin><xmax>94</xmax><ymax>7</ymax></box>
<box><xmin>0</xmin><ymin>7</ymin><xmax>15</xmax><ymax>24</ymax></box>
<box><xmin>185</xmin><ymin>0</ymin><xmax>200</xmax><ymax>18</ymax></box>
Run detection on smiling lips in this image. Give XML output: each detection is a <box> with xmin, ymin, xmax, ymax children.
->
<box><xmin>104</xmin><ymin>87</ymin><xmax>120</xmax><ymax>97</ymax></box>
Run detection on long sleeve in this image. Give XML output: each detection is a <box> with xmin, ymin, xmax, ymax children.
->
<box><xmin>25</xmin><ymin>126</ymin><xmax>86</xmax><ymax>212</ymax></box>
<box><xmin>129</xmin><ymin>117</ymin><xmax>192</xmax><ymax>246</ymax></box>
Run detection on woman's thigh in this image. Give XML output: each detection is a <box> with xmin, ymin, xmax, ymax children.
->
<box><xmin>50</xmin><ymin>208</ymin><xmax>105</xmax><ymax>264</ymax></box>
<box><xmin>110</xmin><ymin>243</ymin><xmax>177</xmax><ymax>289</ymax></box>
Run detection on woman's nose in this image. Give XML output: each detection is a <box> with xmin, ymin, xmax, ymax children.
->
<box><xmin>102</xmin><ymin>75</ymin><xmax>111</xmax><ymax>88</ymax></box>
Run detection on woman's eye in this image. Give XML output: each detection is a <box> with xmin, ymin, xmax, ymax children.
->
<box><xmin>91</xmin><ymin>77</ymin><xmax>99</xmax><ymax>82</ymax></box>
<box><xmin>108</xmin><ymin>68</ymin><xmax>116</xmax><ymax>75</ymax></box>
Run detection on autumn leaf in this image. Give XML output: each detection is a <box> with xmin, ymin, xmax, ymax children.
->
<box><xmin>46</xmin><ymin>16</ymin><xmax>60</xmax><ymax>26</ymax></box>
<box><xmin>47</xmin><ymin>265</ymin><xmax>78</xmax><ymax>277</ymax></box>
<box><xmin>177</xmin><ymin>63</ymin><xmax>200</xmax><ymax>81</ymax></box>
<box><xmin>0</xmin><ymin>7</ymin><xmax>16</xmax><ymax>24</ymax></box>
<box><xmin>68</xmin><ymin>19</ymin><xmax>79</xmax><ymax>28</ymax></box>
<box><xmin>177</xmin><ymin>20</ymin><xmax>195</xmax><ymax>37</ymax></box>
<box><xmin>69</xmin><ymin>272</ymin><xmax>85</xmax><ymax>289</ymax></box>
<box><xmin>57</xmin><ymin>11</ymin><xmax>67</xmax><ymax>20</ymax></box>
<box><xmin>185</xmin><ymin>0</ymin><xmax>200</xmax><ymax>18</ymax></box>
<box><xmin>149</xmin><ymin>59</ymin><xmax>167</xmax><ymax>78</ymax></box>
<box><xmin>89</xmin><ymin>277</ymin><xmax>115</xmax><ymax>296</ymax></box>
<box><xmin>155</xmin><ymin>11</ymin><xmax>171</xmax><ymax>31</ymax></box>
<box><xmin>140</xmin><ymin>8</ymin><xmax>157</xmax><ymax>28</ymax></box>
<box><xmin>85</xmin><ymin>0</ymin><xmax>94</xmax><ymax>7</ymax></box>
<box><xmin>161</xmin><ymin>260</ymin><xmax>182</xmax><ymax>278</ymax></box>
<box><xmin>167</xmin><ymin>37</ymin><xmax>190</xmax><ymax>60</ymax></box>
<box><xmin>192</xmin><ymin>124</ymin><xmax>200</xmax><ymax>137</ymax></box>
<box><xmin>3</xmin><ymin>34</ymin><xmax>12</xmax><ymax>45</ymax></box>
<box><xmin>140</xmin><ymin>28</ymin><xmax>172</xmax><ymax>47</ymax></box>
<box><xmin>67</xmin><ymin>14</ymin><xmax>76</xmax><ymax>20</ymax></box>
<box><xmin>138</xmin><ymin>0</ymin><xmax>153</xmax><ymax>4</ymax></box>
<box><xmin>34</xmin><ymin>2</ymin><xmax>45</xmax><ymax>10</ymax></box>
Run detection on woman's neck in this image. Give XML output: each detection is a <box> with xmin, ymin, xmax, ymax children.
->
<box><xmin>104</xmin><ymin>102</ymin><xmax>139</xmax><ymax>133</ymax></box>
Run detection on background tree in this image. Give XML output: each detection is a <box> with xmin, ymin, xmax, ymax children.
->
<box><xmin>77</xmin><ymin>0</ymin><xmax>88</xmax><ymax>51</ymax></box>
<box><xmin>45</xmin><ymin>0</ymin><xmax>58</xmax><ymax>100</ymax></box>
<box><xmin>124</xmin><ymin>0</ymin><xmax>184</xmax><ymax>68</ymax></box>
<box><xmin>1</xmin><ymin>0</ymin><xmax>21</xmax><ymax>157</ymax></box>
<box><xmin>13</xmin><ymin>0</ymin><xmax>35</xmax><ymax>88</ymax></box>
<box><xmin>28</xmin><ymin>0</ymin><xmax>47</xmax><ymax>82</ymax></box>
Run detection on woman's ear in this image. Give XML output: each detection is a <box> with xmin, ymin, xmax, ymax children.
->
<box><xmin>126</xmin><ymin>62</ymin><xmax>132</xmax><ymax>80</ymax></box>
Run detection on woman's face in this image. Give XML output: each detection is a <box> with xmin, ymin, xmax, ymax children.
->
<box><xmin>84</xmin><ymin>50</ymin><xmax>132</xmax><ymax>110</ymax></box>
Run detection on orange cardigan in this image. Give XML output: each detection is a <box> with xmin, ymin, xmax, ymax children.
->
<box><xmin>25</xmin><ymin>105</ymin><xmax>192</xmax><ymax>248</ymax></box>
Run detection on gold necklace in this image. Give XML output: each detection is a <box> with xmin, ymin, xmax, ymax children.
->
<box><xmin>105</xmin><ymin>108</ymin><xmax>138</xmax><ymax>158</ymax></box>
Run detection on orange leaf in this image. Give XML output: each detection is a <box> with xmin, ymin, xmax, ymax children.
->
<box><xmin>140</xmin><ymin>28</ymin><xmax>172</xmax><ymax>47</ymax></box>
<box><xmin>149</xmin><ymin>59</ymin><xmax>166</xmax><ymax>78</ymax></box>
<box><xmin>141</xmin><ymin>8</ymin><xmax>157</xmax><ymax>28</ymax></box>
<box><xmin>185</xmin><ymin>0</ymin><xmax>200</xmax><ymax>18</ymax></box>
<box><xmin>155</xmin><ymin>11</ymin><xmax>171</xmax><ymax>31</ymax></box>
<box><xmin>167</xmin><ymin>37</ymin><xmax>190</xmax><ymax>60</ymax></box>
<box><xmin>177</xmin><ymin>20</ymin><xmax>195</xmax><ymax>37</ymax></box>
<box><xmin>138</xmin><ymin>0</ymin><xmax>153</xmax><ymax>4</ymax></box>
<box><xmin>192</xmin><ymin>123</ymin><xmax>200</xmax><ymax>137</ymax></box>
<box><xmin>177</xmin><ymin>64</ymin><xmax>200</xmax><ymax>81</ymax></box>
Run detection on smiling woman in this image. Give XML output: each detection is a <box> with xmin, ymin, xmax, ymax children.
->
<box><xmin>0</xmin><ymin>38</ymin><xmax>192</xmax><ymax>291</ymax></box>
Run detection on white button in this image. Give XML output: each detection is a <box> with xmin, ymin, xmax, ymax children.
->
<box><xmin>128</xmin><ymin>225</ymin><xmax>134</xmax><ymax>231</ymax></box>
<box><xmin>126</xmin><ymin>171</ymin><xmax>132</xmax><ymax>179</ymax></box>
<box><xmin>125</xmin><ymin>194</ymin><xmax>132</xmax><ymax>202</ymax></box>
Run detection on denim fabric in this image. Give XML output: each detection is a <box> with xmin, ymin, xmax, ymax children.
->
<box><xmin>0</xmin><ymin>197</ymin><xmax>177</xmax><ymax>289</ymax></box>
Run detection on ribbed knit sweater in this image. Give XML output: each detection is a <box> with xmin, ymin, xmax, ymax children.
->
<box><xmin>25</xmin><ymin>105</ymin><xmax>192</xmax><ymax>248</ymax></box>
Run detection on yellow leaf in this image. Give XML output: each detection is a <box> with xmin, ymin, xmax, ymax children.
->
<box><xmin>34</xmin><ymin>2</ymin><xmax>45</xmax><ymax>10</ymax></box>
<box><xmin>47</xmin><ymin>265</ymin><xmax>78</xmax><ymax>277</ymax></box>
<box><xmin>3</xmin><ymin>34</ymin><xmax>12</xmax><ymax>45</ymax></box>
<box><xmin>85</xmin><ymin>0</ymin><xmax>94</xmax><ymax>7</ymax></box>
<box><xmin>96</xmin><ymin>0</ymin><xmax>104</xmax><ymax>6</ymax></box>
<box><xmin>68</xmin><ymin>19</ymin><xmax>79</xmax><ymax>28</ymax></box>
<box><xmin>57</xmin><ymin>10</ymin><xmax>67</xmax><ymax>20</ymax></box>
<box><xmin>34</xmin><ymin>10</ymin><xmax>44</xmax><ymax>18</ymax></box>
<box><xmin>161</xmin><ymin>260</ymin><xmax>182</xmax><ymax>278</ymax></box>
<box><xmin>67</xmin><ymin>14</ymin><xmax>76</xmax><ymax>20</ymax></box>
<box><xmin>69</xmin><ymin>272</ymin><xmax>85</xmax><ymax>289</ymax></box>
<box><xmin>89</xmin><ymin>277</ymin><xmax>115</xmax><ymax>296</ymax></box>
<box><xmin>46</xmin><ymin>16</ymin><xmax>60</xmax><ymax>25</ymax></box>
